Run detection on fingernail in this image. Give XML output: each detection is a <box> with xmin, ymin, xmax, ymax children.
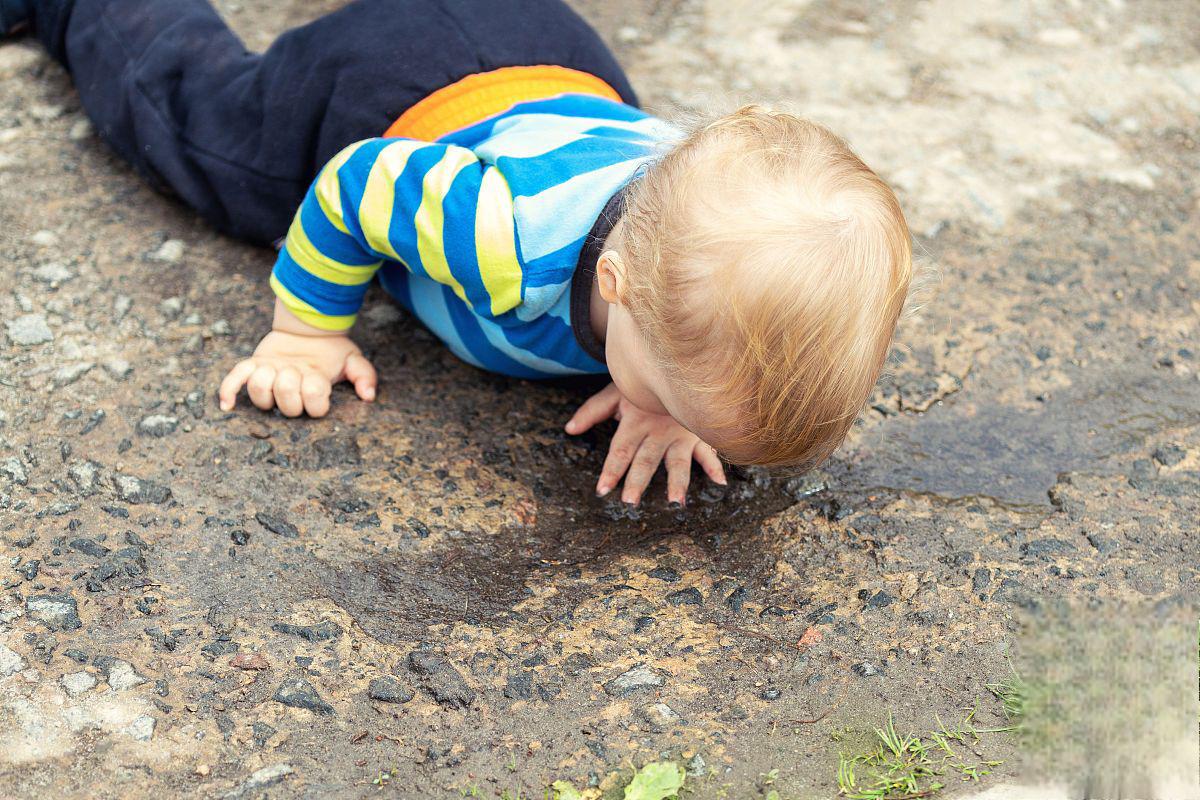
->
<box><xmin>596</xmin><ymin>483</ymin><xmax>611</xmax><ymax>497</ymax></box>
<box><xmin>716</xmin><ymin>477</ymin><xmax>728</xmax><ymax>485</ymax></box>
<box><xmin>565</xmin><ymin>422</ymin><xmax>576</xmax><ymax>433</ymax></box>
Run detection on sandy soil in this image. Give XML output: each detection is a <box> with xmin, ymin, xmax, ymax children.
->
<box><xmin>1</xmin><ymin>0</ymin><xmax>1198</xmax><ymax>797</ymax></box>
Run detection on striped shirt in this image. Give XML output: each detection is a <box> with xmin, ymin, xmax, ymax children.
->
<box><xmin>270</xmin><ymin>94</ymin><xmax>681</xmax><ymax>379</ymax></box>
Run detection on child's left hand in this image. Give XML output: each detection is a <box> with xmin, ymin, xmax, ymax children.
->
<box><xmin>565</xmin><ymin>382</ymin><xmax>726</xmax><ymax>506</ymax></box>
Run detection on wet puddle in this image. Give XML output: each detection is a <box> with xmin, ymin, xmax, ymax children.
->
<box><xmin>326</xmin><ymin>465</ymin><xmax>801</xmax><ymax>643</ymax></box>
<box><xmin>851</xmin><ymin>367</ymin><xmax>1199</xmax><ymax>505</ymax></box>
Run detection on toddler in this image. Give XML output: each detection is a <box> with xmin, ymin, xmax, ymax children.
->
<box><xmin>3</xmin><ymin>0</ymin><xmax>913</xmax><ymax>506</ymax></box>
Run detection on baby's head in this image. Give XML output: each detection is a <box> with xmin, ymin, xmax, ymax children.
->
<box><xmin>597</xmin><ymin>105</ymin><xmax>913</xmax><ymax>468</ymax></box>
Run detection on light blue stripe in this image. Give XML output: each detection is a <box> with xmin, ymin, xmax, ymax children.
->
<box><xmin>405</xmin><ymin>275</ymin><xmax>486</xmax><ymax>370</ymax></box>
<box><xmin>475</xmin><ymin>315</ymin><xmax>588</xmax><ymax>376</ymax></box>
<box><xmin>514</xmin><ymin>157</ymin><xmax>649</xmax><ymax>262</ymax></box>
<box><xmin>543</xmin><ymin>282</ymin><xmax>575</xmax><ymax>325</ymax></box>
<box><xmin>516</xmin><ymin>281</ymin><xmax>570</xmax><ymax>321</ymax></box>
<box><xmin>484</xmin><ymin>114</ymin><xmax>679</xmax><ymax>154</ymax></box>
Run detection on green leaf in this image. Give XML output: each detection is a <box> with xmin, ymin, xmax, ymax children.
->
<box><xmin>623</xmin><ymin>762</ymin><xmax>686</xmax><ymax>800</ymax></box>
<box><xmin>552</xmin><ymin>781</ymin><xmax>585</xmax><ymax>800</ymax></box>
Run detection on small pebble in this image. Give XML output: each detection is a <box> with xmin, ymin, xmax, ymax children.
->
<box><xmin>6</xmin><ymin>314</ymin><xmax>54</xmax><ymax>346</ymax></box>
<box><xmin>32</xmin><ymin>262</ymin><xmax>74</xmax><ymax>286</ymax></box>
<box><xmin>51</xmin><ymin>362</ymin><xmax>94</xmax><ymax>389</ymax></box>
<box><xmin>102</xmin><ymin>358</ymin><xmax>133</xmax><ymax>380</ymax></box>
<box><xmin>151</xmin><ymin>240</ymin><xmax>185</xmax><ymax>264</ymax></box>
<box><xmin>159</xmin><ymin>297</ymin><xmax>184</xmax><ymax>319</ymax></box>
<box><xmin>60</xmin><ymin>670</ymin><xmax>97</xmax><ymax>696</ymax></box>
<box><xmin>68</xmin><ymin>118</ymin><xmax>93</xmax><ymax>141</ymax></box>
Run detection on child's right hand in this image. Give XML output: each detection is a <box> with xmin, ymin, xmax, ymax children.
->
<box><xmin>218</xmin><ymin>328</ymin><xmax>377</xmax><ymax>418</ymax></box>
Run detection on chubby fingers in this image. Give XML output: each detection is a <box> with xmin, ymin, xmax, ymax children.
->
<box><xmin>665</xmin><ymin>440</ymin><xmax>695</xmax><ymax>505</ymax></box>
<box><xmin>246</xmin><ymin>363</ymin><xmax>278</xmax><ymax>411</ymax></box>
<box><xmin>273</xmin><ymin>366</ymin><xmax>304</xmax><ymax>417</ymax></box>
<box><xmin>343</xmin><ymin>352</ymin><xmax>377</xmax><ymax>402</ymax></box>
<box><xmin>596</xmin><ymin>422</ymin><xmax>644</xmax><ymax>497</ymax></box>
<box><xmin>300</xmin><ymin>369</ymin><xmax>332</xmax><ymax>417</ymax></box>
<box><xmin>621</xmin><ymin>436</ymin><xmax>669</xmax><ymax>505</ymax></box>
<box><xmin>218</xmin><ymin>359</ymin><xmax>258</xmax><ymax>411</ymax></box>
<box><xmin>693</xmin><ymin>442</ymin><xmax>727</xmax><ymax>486</ymax></box>
<box><xmin>566</xmin><ymin>383</ymin><xmax>621</xmax><ymax>435</ymax></box>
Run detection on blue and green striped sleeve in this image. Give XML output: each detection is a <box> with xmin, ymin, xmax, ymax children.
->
<box><xmin>270</xmin><ymin>137</ymin><xmax>526</xmax><ymax>331</ymax></box>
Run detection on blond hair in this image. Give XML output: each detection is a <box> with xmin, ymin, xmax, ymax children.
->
<box><xmin>618</xmin><ymin>105</ymin><xmax>913</xmax><ymax>468</ymax></box>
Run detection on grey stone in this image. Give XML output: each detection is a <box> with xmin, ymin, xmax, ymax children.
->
<box><xmin>1087</xmin><ymin>532</ymin><xmax>1120</xmax><ymax>556</ymax></box>
<box><xmin>71</xmin><ymin>537</ymin><xmax>111</xmax><ymax>558</ymax></box>
<box><xmin>256</xmin><ymin>512</ymin><xmax>299</xmax><ymax>539</ymax></box>
<box><xmin>6</xmin><ymin>314</ymin><xmax>53</xmax><ymax>346</ymax></box>
<box><xmin>113</xmin><ymin>295</ymin><xmax>132</xmax><ymax>320</ymax></box>
<box><xmin>26</xmin><ymin>593</ymin><xmax>81</xmax><ymax>631</ymax></box>
<box><xmin>184</xmin><ymin>389</ymin><xmax>205</xmax><ymax>419</ymax></box>
<box><xmin>864</xmin><ymin>590</ymin><xmax>895</xmax><ymax>610</ymax></box>
<box><xmin>0</xmin><ymin>643</ymin><xmax>25</xmax><ymax>676</ymax></box>
<box><xmin>972</xmin><ymin>567</ymin><xmax>992</xmax><ymax>592</ymax></box>
<box><xmin>1</xmin><ymin>457</ymin><xmax>28</xmax><ymax>486</ymax></box>
<box><xmin>223</xmin><ymin>764</ymin><xmax>294</xmax><ymax>799</ymax></box>
<box><xmin>137</xmin><ymin>415</ymin><xmax>178</xmax><ymax>437</ymax></box>
<box><xmin>102</xmin><ymin>358</ymin><xmax>132</xmax><ymax>380</ymax></box>
<box><xmin>1020</xmin><ymin>537</ymin><xmax>1077</xmax><ymax>559</ymax></box>
<box><xmin>112</xmin><ymin>474</ymin><xmax>172</xmax><ymax>504</ymax></box>
<box><xmin>60</xmin><ymin>670</ymin><xmax>97</xmax><ymax>696</ymax></box>
<box><xmin>274</xmin><ymin>677</ymin><xmax>334</xmax><ymax>714</ymax></box>
<box><xmin>406</xmin><ymin>651</ymin><xmax>474</xmax><ymax>709</ymax></box>
<box><xmin>33</xmin><ymin>262</ymin><xmax>74</xmax><ymax>285</ymax></box>
<box><xmin>685</xmin><ymin>754</ymin><xmax>707</xmax><ymax>777</ymax></box>
<box><xmin>407</xmin><ymin>651</ymin><xmax>449</xmax><ymax>676</ymax></box>
<box><xmin>159</xmin><ymin>297</ymin><xmax>184</xmax><ymax>319</ymax></box>
<box><xmin>94</xmin><ymin>657</ymin><xmax>147</xmax><ymax>690</ymax></box>
<box><xmin>1152</xmin><ymin>444</ymin><xmax>1186</xmax><ymax>467</ymax></box>
<box><xmin>68</xmin><ymin>118</ymin><xmax>93</xmax><ymax>141</ymax></box>
<box><xmin>637</xmin><ymin>702</ymin><xmax>680</xmax><ymax>732</ymax></box>
<box><xmin>0</xmin><ymin>45</ymin><xmax>42</xmax><ymax>80</ymax></box>
<box><xmin>426</xmin><ymin>668</ymin><xmax>475</xmax><ymax>709</ymax></box>
<box><xmin>271</xmin><ymin>621</ymin><xmax>341</xmax><ymax>642</ymax></box>
<box><xmin>68</xmin><ymin>460</ymin><xmax>103</xmax><ymax>496</ymax></box>
<box><xmin>647</xmin><ymin>566</ymin><xmax>680</xmax><ymax>583</ymax></box>
<box><xmin>29</xmin><ymin>103</ymin><xmax>64</xmax><ymax>121</ymax></box>
<box><xmin>124</xmin><ymin>714</ymin><xmax>156</xmax><ymax>741</ymax></box>
<box><xmin>367</xmin><ymin>676</ymin><xmax>414</xmax><ymax>704</ymax></box>
<box><xmin>603</xmin><ymin>664</ymin><xmax>665</xmax><ymax>697</ymax></box>
<box><xmin>852</xmin><ymin>661</ymin><xmax>881</xmax><ymax>677</ymax></box>
<box><xmin>205</xmin><ymin>605</ymin><xmax>238</xmax><ymax>635</ymax></box>
<box><xmin>151</xmin><ymin>240</ymin><xmax>185</xmax><ymax>264</ymax></box>
<box><xmin>308</xmin><ymin>434</ymin><xmax>362</xmax><ymax>468</ymax></box>
<box><xmin>783</xmin><ymin>472</ymin><xmax>828</xmax><ymax>500</ymax></box>
<box><xmin>51</xmin><ymin>362</ymin><xmax>93</xmax><ymax>388</ymax></box>
<box><xmin>665</xmin><ymin>587</ymin><xmax>703</xmax><ymax>606</ymax></box>
<box><xmin>503</xmin><ymin>670</ymin><xmax>533</xmax><ymax>700</ymax></box>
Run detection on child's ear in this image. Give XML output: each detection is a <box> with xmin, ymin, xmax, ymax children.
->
<box><xmin>596</xmin><ymin>250</ymin><xmax>626</xmax><ymax>304</ymax></box>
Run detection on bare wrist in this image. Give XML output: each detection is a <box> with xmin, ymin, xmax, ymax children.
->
<box><xmin>271</xmin><ymin>298</ymin><xmax>349</xmax><ymax>338</ymax></box>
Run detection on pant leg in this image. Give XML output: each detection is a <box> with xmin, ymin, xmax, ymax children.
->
<box><xmin>31</xmin><ymin>0</ymin><xmax>636</xmax><ymax>245</ymax></box>
<box><xmin>32</xmin><ymin>0</ymin><xmax>403</xmax><ymax>243</ymax></box>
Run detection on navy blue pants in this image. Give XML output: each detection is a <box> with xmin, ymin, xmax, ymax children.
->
<box><xmin>30</xmin><ymin>0</ymin><xmax>636</xmax><ymax>244</ymax></box>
